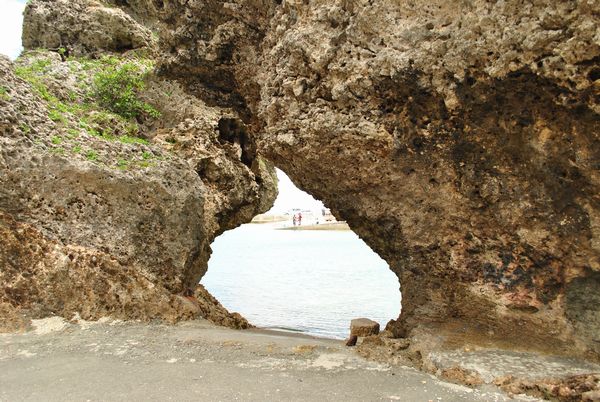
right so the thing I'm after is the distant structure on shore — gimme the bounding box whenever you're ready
[321,208,336,222]
[250,214,289,223]
[252,207,349,230]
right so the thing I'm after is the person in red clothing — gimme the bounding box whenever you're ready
[298,212,302,226]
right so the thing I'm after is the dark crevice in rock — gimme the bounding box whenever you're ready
[217,117,257,168]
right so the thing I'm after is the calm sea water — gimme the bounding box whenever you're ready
[201,223,401,339]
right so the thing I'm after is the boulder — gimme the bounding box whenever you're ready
[583,390,600,402]
[345,335,358,347]
[351,318,380,337]
[22,0,156,56]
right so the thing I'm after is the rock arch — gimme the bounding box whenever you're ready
[4,0,599,363]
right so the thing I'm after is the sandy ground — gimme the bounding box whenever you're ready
[0,318,529,402]
[278,222,351,231]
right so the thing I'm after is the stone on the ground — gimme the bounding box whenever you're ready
[345,335,358,347]
[351,318,380,337]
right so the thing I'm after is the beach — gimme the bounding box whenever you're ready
[202,223,400,339]
[0,318,514,402]
[277,222,351,231]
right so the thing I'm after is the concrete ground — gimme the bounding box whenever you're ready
[0,318,535,402]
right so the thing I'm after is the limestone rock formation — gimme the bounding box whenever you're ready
[495,373,600,402]
[5,0,600,368]
[1,0,277,330]
[22,0,157,56]
[254,0,600,361]
[147,0,599,361]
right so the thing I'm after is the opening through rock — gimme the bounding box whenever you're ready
[201,168,401,339]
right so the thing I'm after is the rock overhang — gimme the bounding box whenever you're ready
[3,0,600,365]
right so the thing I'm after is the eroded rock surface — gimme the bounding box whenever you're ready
[1,0,276,330]
[147,0,600,361]
[23,0,157,56]
[5,0,600,372]
[257,0,600,360]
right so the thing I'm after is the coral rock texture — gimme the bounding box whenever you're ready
[350,318,380,337]
[148,0,600,359]
[256,0,600,359]
[271,0,600,359]
[5,0,600,364]
[22,0,157,56]
[1,0,276,330]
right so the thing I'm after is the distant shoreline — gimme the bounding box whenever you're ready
[250,215,289,223]
[277,222,351,231]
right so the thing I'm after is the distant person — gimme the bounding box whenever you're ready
[298,212,302,226]
[292,214,297,226]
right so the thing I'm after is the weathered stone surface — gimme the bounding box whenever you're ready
[251,0,600,360]
[345,335,358,347]
[441,367,484,387]
[350,318,380,337]
[10,0,600,366]
[356,335,415,367]
[150,0,600,359]
[194,285,252,330]
[2,1,276,331]
[495,374,600,402]
[22,0,156,56]
[583,390,600,402]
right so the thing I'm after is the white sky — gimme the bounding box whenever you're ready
[268,169,324,215]
[0,1,318,213]
[0,0,26,59]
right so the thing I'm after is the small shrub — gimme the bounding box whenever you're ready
[48,109,67,123]
[0,86,9,101]
[86,150,98,161]
[92,62,160,120]
[117,159,129,170]
[19,124,31,134]
[72,145,82,153]
[142,151,152,160]
[51,136,62,144]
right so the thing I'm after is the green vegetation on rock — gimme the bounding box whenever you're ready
[14,58,73,125]
[19,124,31,134]
[92,62,160,120]
[14,51,164,170]
[16,53,159,128]
[86,150,98,161]
[0,86,9,101]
